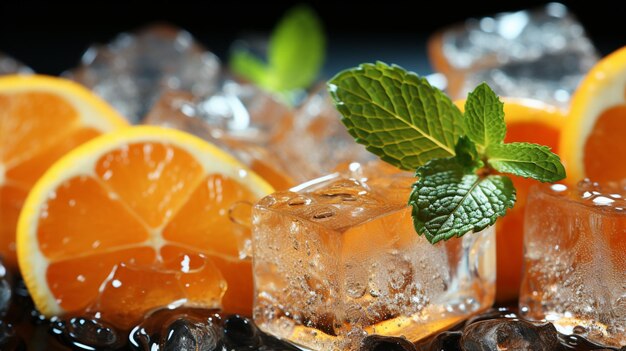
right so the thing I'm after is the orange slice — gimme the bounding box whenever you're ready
[17,126,273,318]
[561,46,626,183]
[456,98,565,302]
[0,75,128,268]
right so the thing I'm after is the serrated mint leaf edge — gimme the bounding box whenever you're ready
[463,83,506,150]
[486,142,566,182]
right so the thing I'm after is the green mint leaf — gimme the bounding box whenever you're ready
[230,49,270,88]
[486,142,566,182]
[464,83,506,150]
[328,62,464,170]
[410,156,515,244]
[454,136,480,168]
[229,5,325,96]
[268,5,325,92]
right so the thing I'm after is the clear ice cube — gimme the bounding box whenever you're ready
[145,84,373,190]
[0,53,32,75]
[275,86,375,182]
[144,82,296,190]
[65,25,221,123]
[520,181,626,348]
[252,162,496,350]
[428,3,598,107]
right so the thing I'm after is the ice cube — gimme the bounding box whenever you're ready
[145,84,374,190]
[252,162,496,350]
[461,319,559,350]
[144,83,296,190]
[160,319,221,351]
[428,3,598,107]
[520,181,626,348]
[128,307,222,350]
[275,85,375,183]
[58,317,123,350]
[0,53,32,75]
[65,25,221,123]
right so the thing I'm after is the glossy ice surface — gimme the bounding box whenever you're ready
[145,84,373,190]
[521,180,626,348]
[65,25,221,123]
[252,162,496,350]
[0,53,32,75]
[429,3,598,107]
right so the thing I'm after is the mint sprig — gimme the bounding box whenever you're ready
[328,62,566,243]
[230,5,325,101]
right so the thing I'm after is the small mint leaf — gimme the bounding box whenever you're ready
[268,5,325,92]
[229,5,325,97]
[230,49,269,88]
[328,62,464,170]
[464,83,506,149]
[486,142,566,182]
[410,156,515,243]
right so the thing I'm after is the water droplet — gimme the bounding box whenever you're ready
[313,209,334,219]
[349,162,362,172]
[550,184,567,192]
[287,195,311,206]
[180,255,190,273]
[102,170,113,181]
[64,317,120,348]
[346,281,366,299]
[592,196,614,206]
[112,279,122,288]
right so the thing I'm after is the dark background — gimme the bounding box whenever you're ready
[0,0,623,77]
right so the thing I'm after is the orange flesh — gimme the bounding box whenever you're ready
[496,121,560,302]
[94,143,206,228]
[47,247,156,312]
[37,142,260,316]
[249,159,295,191]
[583,106,626,183]
[0,92,79,165]
[0,92,101,268]
[92,247,226,329]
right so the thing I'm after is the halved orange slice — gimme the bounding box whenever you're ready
[17,126,273,319]
[0,75,128,268]
[561,46,626,183]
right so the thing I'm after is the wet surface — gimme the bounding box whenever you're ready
[0,263,623,351]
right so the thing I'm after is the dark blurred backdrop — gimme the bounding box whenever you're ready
[0,0,623,77]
